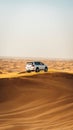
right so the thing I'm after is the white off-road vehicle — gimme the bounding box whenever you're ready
[25,61,48,72]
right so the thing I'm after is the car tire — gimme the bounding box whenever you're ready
[27,70,31,73]
[35,67,40,72]
[44,67,48,72]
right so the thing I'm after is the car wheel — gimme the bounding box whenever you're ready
[35,67,40,72]
[44,67,48,72]
[27,70,31,73]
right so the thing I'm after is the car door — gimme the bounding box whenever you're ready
[40,62,45,70]
[35,62,41,70]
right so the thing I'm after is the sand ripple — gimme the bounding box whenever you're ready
[0,72,73,130]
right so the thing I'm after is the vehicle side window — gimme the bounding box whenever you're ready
[40,62,44,65]
[35,62,40,65]
[38,62,41,65]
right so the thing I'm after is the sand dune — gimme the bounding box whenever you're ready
[0,72,73,130]
[0,58,73,73]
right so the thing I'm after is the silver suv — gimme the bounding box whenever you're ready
[25,61,48,72]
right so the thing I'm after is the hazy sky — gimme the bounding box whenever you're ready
[0,0,73,59]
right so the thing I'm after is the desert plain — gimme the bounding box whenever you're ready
[0,58,73,130]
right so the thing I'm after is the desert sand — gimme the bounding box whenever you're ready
[0,71,73,130]
[0,58,73,73]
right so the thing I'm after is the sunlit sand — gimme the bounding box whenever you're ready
[0,59,73,130]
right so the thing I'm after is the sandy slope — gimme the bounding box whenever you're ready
[0,72,73,130]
